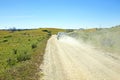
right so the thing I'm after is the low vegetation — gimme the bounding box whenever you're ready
[0,28,64,80]
[68,25,120,54]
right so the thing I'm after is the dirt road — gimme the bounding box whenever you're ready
[41,35,120,80]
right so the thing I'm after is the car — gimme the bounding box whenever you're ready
[57,32,66,40]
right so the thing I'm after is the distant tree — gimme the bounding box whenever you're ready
[9,27,17,32]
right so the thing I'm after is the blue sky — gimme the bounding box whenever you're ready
[0,0,120,29]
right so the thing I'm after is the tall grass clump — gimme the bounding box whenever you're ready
[17,51,31,62]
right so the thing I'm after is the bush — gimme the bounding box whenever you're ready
[3,39,8,42]
[28,39,31,41]
[17,52,31,62]
[31,43,37,49]
[13,49,17,54]
[7,58,17,66]
[4,35,12,38]
[42,30,49,32]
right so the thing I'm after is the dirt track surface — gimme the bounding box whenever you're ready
[41,35,120,80]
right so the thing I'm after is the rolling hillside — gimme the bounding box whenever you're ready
[0,28,64,80]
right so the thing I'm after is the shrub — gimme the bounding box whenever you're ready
[7,58,17,66]
[17,52,31,62]
[3,39,8,42]
[31,43,37,49]
[13,49,17,54]
[28,39,31,41]
[4,35,12,38]
[42,30,49,32]
[42,30,51,37]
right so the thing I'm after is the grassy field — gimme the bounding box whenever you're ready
[68,26,120,54]
[0,28,64,80]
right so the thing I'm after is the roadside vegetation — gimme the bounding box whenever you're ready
[0,28,64,80]
[68,25,120,54]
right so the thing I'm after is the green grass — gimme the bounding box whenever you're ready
[0,28,64,80]
[68,26,120,54]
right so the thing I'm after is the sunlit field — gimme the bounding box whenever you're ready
[0,28,64,80]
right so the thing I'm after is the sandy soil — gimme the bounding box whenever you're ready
[40,35,120,80]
